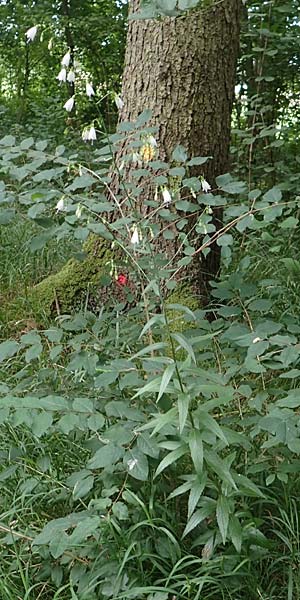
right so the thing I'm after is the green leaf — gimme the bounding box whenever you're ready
[187,156,211,166]
[155,446,187,477]
[169,166,186,177]
[234,473,264,498]
[32,411,53,437]
[58,414,81,434]
[94,370,119,388]
[33,512,88,545]
[25,342,43,362]
[166,303,196,320]
[135,109,152,126]
[0,340,20,362]
[87,445,124,469]
[66,174,96,191]
[0,208,15,225]
[219,180,246,195]
[137,432,160,458]
[125,448,149,481]
[178,393,190,433]
[205,451,236,489]
[216,495,230,544]
[229,515,242,552]
[73,475,94,500]
[189,429,203,473]
[196,410,228,445]
[172,145,188,163]
[263,186,282,203]
[188,475,207,518]
[87,413,105,431]
[69,516,100,544]
[171,333,196,363]
[182,505,214,538]
[72,398,93,413]
[112,502,129,520]
[49,533,69,559]
[157,363,175,401]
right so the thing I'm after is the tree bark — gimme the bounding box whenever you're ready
[117,0,241,302]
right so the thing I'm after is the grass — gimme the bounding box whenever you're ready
[0,218,77,338]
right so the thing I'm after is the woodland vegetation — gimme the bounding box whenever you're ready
[0,0,300,598]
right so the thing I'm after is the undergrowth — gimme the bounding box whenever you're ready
[0,119,300,600]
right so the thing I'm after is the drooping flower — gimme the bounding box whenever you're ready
[56,198,65,212]
[148,135,157,147]
[57,68,67,83]
[162,188,172,205]
[114,94,124,110]
[63,96,74,112]
[82,128,89,142]
[131,152,142,167]
[201,177,211,193]
[88,125,97,143]
[67,70,75,83]
[61,51,71,67]
[82,125,97,143]
[130,226,139,246]
[25,25,38,42]
[86,82,95,98]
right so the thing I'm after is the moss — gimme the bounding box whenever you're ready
[165,283,199,333]
[30,246,113,317]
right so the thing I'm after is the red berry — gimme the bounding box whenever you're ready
[117,274,128,286]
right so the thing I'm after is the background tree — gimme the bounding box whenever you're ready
[0,0,127,137]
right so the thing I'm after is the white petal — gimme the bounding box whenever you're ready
[61,51,71,67]
[86,82,95,97]
[88,126,96,141]
[130,228,139,245]
[201,178,211,193]
[25,25,38,42]
[162,188,172,204]
[67,70,75,83]
[56,198,65,212]
[115,94,124,110]
[148,135,157,147]
[63,97,74,112]
[57,68,67,82]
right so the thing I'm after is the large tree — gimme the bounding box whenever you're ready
[111,0,241,300]
[34,0,242,313]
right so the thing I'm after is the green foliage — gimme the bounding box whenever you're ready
[0,0,300,596]
[0,106,300,597]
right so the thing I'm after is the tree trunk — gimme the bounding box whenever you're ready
[117,0,241,301]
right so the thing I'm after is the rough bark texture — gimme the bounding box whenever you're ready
[119,0,241,300]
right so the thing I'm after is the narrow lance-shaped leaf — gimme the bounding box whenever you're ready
[178,393,190,433]
[189,429,204,473]
[155,445,188,478]
[216,495,230,545]
[157,363,175,401]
